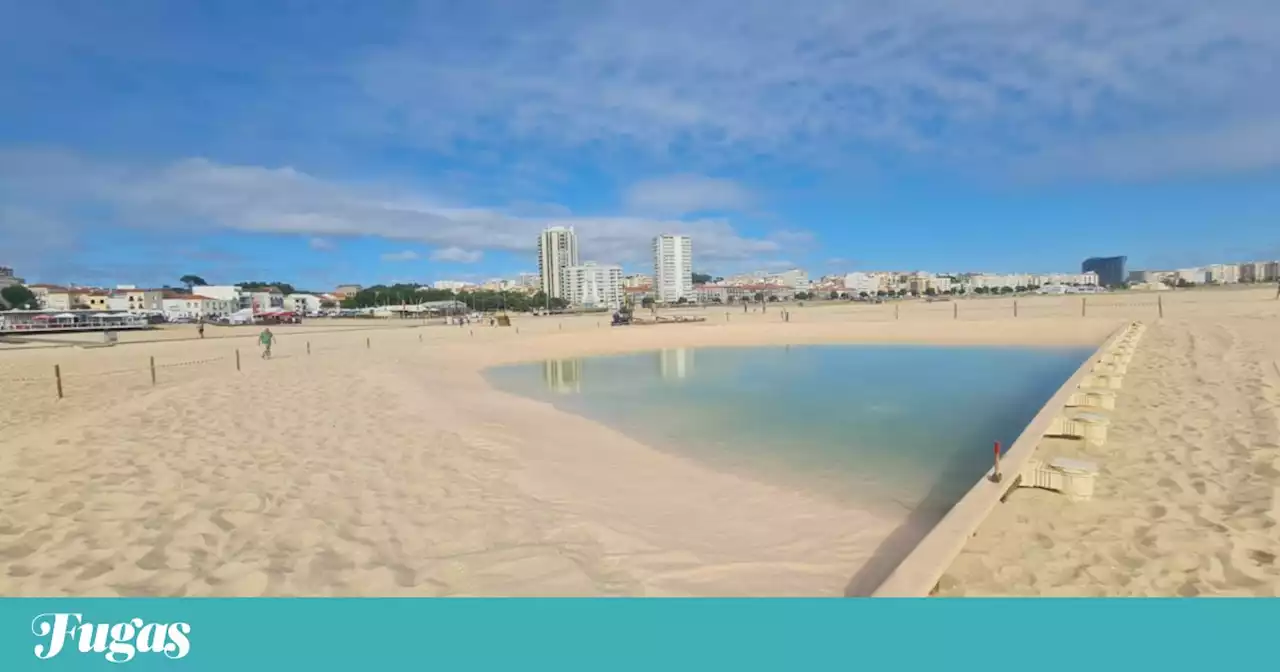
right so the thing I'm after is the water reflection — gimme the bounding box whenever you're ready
[541,358,583,393]
[659,348,694,380]
[542,349,694,393]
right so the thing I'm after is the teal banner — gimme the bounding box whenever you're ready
[0,599,1272,670]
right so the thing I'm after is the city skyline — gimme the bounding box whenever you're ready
[2,3,1279,289]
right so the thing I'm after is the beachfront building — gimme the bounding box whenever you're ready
[285,293,325,314]
[1202,264,1240,284]
[653,234,693,303]
[161,293,237,319]
[622,273,653,289]
[244,289,285,313]
[28,285,73,310]
[118,288,164,313]
[623,285,654,308]
[843,272,879,296]
[538,226,580,300]
[1082,256,1127,288]
[432,280,471,292]
[81,291,110,310]
[766,269,809,290]
[564,262,623,310]
[193,285,245,308]
[332,284,362,300]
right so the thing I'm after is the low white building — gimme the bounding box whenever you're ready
[196,285,246,308]
[244,289,285,313]
[766,269,809,290]
[161,294,237,319]
[285,293,325,314]
[565,262,623,310]
[843,272,879,296]
[432,280,472,292]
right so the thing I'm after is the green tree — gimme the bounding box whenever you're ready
[859,291,869,299]
[754,291,765,302]
[692,272,714,284]
[179,275,208,291]
[0,284,38,310]
[925,287,938,297]
[641,297,655,308]
[828,290,839,300]
[676,296,689,304]
[237,281,297,296]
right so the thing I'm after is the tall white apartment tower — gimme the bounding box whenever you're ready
[538,226,580,300]
[653,234,693,303]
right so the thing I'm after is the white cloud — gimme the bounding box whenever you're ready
[625,175,752,214]
[354,0,1280,180]
[309,237,335,250]
[429,246,483,263]
[0,150,800,268]
[380,250,420,262]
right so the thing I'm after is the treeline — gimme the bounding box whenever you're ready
[339,284,568,311]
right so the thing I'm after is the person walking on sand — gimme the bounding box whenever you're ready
[197,321,205,339]
[259,327,275,359]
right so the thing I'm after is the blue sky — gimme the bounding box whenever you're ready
[1,1,1278,290]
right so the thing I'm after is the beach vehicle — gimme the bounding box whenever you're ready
[611,311,633,326]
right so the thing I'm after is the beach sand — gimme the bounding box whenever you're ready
[1,288,1276,596]
[938,293,1280,596]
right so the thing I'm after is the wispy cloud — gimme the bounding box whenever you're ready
[5,2,1275,183]
[380,250,420,262]
[0,150,798,269]
[309,237,335,250]
[428,246,483,263]
[351,0,1280,180]
[625,175,753,214]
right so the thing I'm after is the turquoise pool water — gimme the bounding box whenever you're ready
[485,344,1091,519]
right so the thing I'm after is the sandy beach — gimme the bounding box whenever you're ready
[1,288,1277,596]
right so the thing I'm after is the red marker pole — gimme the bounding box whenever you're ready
[991,441,1003,483]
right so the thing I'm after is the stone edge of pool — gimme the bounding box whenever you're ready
[869,321,1140,597]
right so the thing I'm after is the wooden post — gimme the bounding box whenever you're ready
[559,322,562,330]
[236,349,241,372]
[307,341,311,355]
[953,302,958,320]
[1014,300,1018,318]
[1158,295,1164,319]
[149,356,156,386]
[895,303,899,320]
[990,441,1003,483]
[54,364,63,400]
[418,333,422,343]
[1081,297,1087,317]
[366,337,371,349]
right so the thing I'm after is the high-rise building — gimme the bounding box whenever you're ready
[564,262,623,310]
[1082,256,1128,288]
[653,234,693,303]
[538,226,579,300]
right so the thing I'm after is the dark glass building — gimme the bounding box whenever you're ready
[1082,256,1128,288]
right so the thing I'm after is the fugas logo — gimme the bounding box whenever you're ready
[31,613,191,664]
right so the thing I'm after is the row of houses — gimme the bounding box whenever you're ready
[24,284,340,319]
[1129,261,1280,286]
